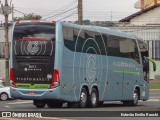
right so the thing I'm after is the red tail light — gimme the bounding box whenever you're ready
[16,21,20,24]
[49,70,60,89]
[31,20,40,22]
[52,21,56,24]
[10,68,16,88]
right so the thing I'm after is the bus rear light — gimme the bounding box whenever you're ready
[49,70,60,89]
[52,21,56,24]
[16,21,20,24]
[10,68,16,88]
[31,20,40,22]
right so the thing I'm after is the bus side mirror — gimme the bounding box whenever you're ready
[153,62,156,72]
[144,56,156,72]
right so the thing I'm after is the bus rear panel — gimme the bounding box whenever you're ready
[10,22,61,100]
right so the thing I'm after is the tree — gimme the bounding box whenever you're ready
[14,13,42,21]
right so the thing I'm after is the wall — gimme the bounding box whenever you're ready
[130,7,160,25]
[0,27,11,80]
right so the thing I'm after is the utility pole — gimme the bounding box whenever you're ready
[0,0,12,86]
[110,11,112,21]
[78,0,83,25]
[12,4,14,22]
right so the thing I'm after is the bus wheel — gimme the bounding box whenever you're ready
[47,102,63,108]
[88,88,98,108]
[78,87,88,108]
[33,100,46,108]
[131,89,139,106]
[123,90,139,106]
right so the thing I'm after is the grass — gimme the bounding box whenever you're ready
[150,84,160,89]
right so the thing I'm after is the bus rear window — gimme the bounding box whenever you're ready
[14,22,55,41]
[13,22,55,56]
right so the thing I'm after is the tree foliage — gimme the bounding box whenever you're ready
[14,13,42,21]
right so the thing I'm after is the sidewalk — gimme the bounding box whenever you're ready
[150,80,160,84]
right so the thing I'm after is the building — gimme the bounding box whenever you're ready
[134,0,160,10]
[0,25,11,80]
[0,26,6,79]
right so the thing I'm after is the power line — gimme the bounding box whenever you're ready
[40,0,78,18]
[58,11,77,21]
[43,7,77,20]
[14,9,28,16]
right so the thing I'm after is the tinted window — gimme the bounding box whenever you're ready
[13,23,55,56]
[14,23,55,41]
[63,26,107,55]
[63,26,140,63]
[107,35,120,57]
[63,27,75,51]
[107,35,140,63]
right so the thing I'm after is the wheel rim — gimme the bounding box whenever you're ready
[1,94,8,101]
[80,92,87,104]
[133,92,138,104]
[91,92,97,105]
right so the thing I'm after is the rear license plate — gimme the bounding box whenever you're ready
[27,91,37,95]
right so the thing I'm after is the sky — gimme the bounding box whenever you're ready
[0,0,140,22]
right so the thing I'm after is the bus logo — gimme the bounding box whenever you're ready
[27,41,39,55]
[86,55,97,82]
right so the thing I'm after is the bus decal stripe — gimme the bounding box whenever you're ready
[16,83,50,89]
[112,70,139,75]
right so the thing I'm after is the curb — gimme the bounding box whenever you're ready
[150,89,160,91]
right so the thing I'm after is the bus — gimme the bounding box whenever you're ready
[10,20,152,108]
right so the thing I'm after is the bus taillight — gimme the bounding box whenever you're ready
[10,68,16,88]
[52,21,56,24]
[49,70,60,89]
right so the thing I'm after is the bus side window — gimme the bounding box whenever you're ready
[63,26,74,51]
[134,45,140,64]
[74,28,85,53]
[107,35,120,57]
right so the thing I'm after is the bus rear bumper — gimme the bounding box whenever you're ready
[10,87,61,100]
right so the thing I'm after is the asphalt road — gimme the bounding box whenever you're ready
[0,90,159,120]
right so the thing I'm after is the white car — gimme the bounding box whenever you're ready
[0,86,12,101]
[0,80,4,86]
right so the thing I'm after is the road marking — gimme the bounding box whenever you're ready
[149,97,160,99]
[0,117,73,120]
[0,118,22,120]
[41,117,74,120]
[148,99,160,102]
[7,101,32,105]
[5,106,10,108]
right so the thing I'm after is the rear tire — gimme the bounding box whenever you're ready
[33,100,46,108]
[88,88,98,108]
[78,88,88,108]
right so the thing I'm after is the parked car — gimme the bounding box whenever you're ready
[0,85,12,101]
[0,80,5,86]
